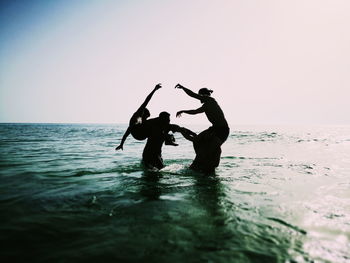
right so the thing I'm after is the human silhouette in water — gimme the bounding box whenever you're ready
[175,84,230,173]
[141,111,184,170]
[115,84,177,151]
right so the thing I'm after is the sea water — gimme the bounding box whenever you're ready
[0,123,349,263]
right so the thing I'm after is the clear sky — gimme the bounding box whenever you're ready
[1,0,349,125]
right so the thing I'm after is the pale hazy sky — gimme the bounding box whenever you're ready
[1,0,349,125]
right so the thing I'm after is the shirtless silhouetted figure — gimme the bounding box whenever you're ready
[175,84,230,173]
[142,112,183,170]
[115,84,177,150]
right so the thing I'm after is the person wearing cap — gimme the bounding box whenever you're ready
[115,84,177,151]
[175,83,230,172]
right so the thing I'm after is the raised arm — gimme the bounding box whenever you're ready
[115,127,131,151]
[176,106,205,117]
[136,83,162,113]
[175,83,207,101]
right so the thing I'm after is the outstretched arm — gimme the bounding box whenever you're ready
[115,127,131,151]
[168,124,197,142]
[176,107,205,117]
[175,83,206,101]
[179,127,197,141]
[136,83,162,113]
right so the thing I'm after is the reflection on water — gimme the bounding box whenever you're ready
[1,124,350,262]
[140,171,163,201]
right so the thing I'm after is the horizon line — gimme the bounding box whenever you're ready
[1,122,349,127]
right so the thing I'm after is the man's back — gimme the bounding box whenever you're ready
[202,97,228,127]
[142,117,168,169]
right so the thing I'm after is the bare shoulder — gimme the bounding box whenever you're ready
[203,97,221,111]
[204,96,217,104]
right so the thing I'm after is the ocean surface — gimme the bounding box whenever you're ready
[0,123,349,263]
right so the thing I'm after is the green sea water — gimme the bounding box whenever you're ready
[0,123,349,262]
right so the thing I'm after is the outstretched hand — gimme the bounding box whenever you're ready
[115,145,123,151]
[176,111,183,118]
[155,83,162,90]
[175,83,184,90]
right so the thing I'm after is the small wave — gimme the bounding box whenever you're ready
[230,131,282,142]
[222,156,280,160]
[267,217,307,235]
[287,163,316,175]
[161,163,187,173]
[72,163,143,177]
[222,156,246,160]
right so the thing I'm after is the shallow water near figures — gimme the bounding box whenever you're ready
[0,123,349,262]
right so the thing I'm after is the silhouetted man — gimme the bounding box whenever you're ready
[116,83,176,151]
[175,84,230,172]
[142,112,182,170]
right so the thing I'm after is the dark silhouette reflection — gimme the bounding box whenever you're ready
[193,174,228,225]
[186,173,242,256]
[139,170,162,201]
[175,84,230,173]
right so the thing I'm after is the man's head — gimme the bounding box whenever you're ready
[198,88,213,103]
[198,88,213,96]
[159,111,170,124]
